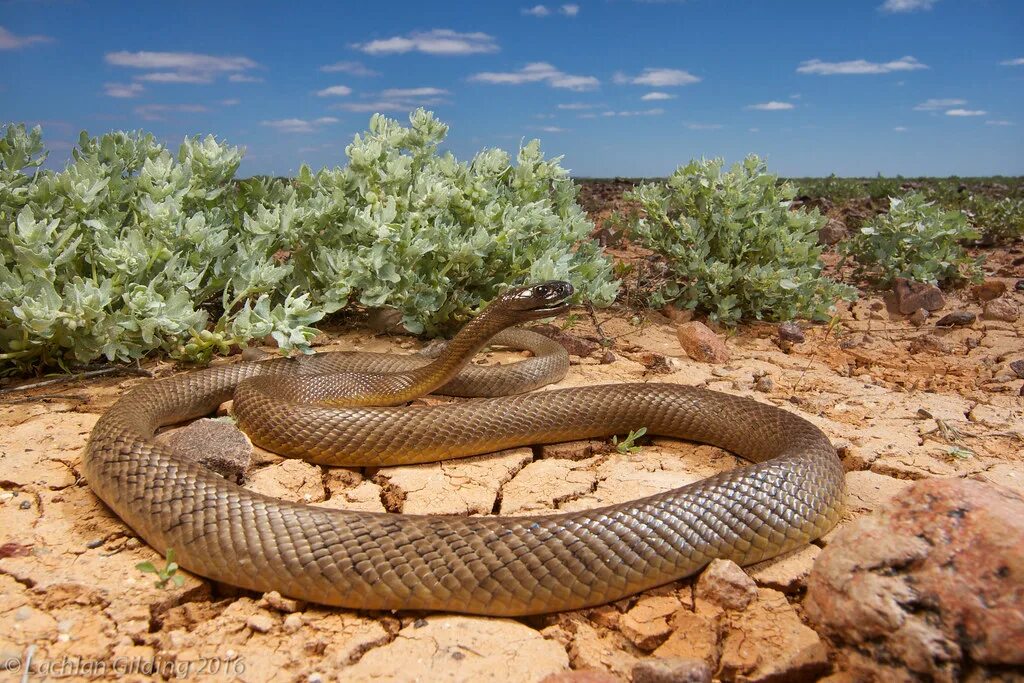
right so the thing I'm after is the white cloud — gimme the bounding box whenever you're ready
[748,127,760,133]
[380,87,449,98]
[893,126,908,132]
[946,108,986,117]
[615,68,700,87]
[561,4,580,16]
[137,71,213,84]
[1000,57,1024,66]
[333,87,449,113]
[106,50,259,84]
[220,98,240,106]
[353,29,498,56]
[747,101,795,111]
[316,85,353,97]
[104,82,145,98]
[685,122,723,130]
[914,98,967,111]
[261,117,339,133]
[534,125,567,132]
[985,120,1013,126]
[522,5,551,16]
[469,62,599,91]
[557,102,601,110]
[320,61,380,77]
[590,108,664,118]
[641,91,674,101]
[134,103,208,121]
[880,0,938,13]
[797,56,928,75]
[228,74,264,83]
[0,25,53,50]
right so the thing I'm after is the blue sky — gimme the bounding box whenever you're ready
[2,0,1022,177]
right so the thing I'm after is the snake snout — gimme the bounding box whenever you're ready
[504,280,574,319]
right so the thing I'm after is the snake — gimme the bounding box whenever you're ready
[84,281,844,617]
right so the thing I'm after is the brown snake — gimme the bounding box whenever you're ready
[84,281,844,616]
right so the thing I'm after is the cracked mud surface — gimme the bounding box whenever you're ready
[1,278,1022,681]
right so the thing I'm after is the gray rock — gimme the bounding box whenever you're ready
[632,658,712,683]
[160,418,252,482]
[935,310,976,327]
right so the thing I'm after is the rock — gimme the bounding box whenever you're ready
[661,305,695,324]
[909,307,929,326]
[618,596,681,651]
[677,322,730,364]
[599,350,616,364]
[1010,359,1024,379]
[529,324,600,357]
[632,657,712,683]
[907,334,951,355]
[565,616,641,677]
[259,591,304,614]
[652,609,721,670]
[345,616,569,682]
[366,306,406,333]
[777,322,805,343]
[718,588,831,682]
[934,310,976,327]
[695,559,757,611]
[159,418,252,482]
[540,672,620,683]
[748,544,821,593]
[971,280,1007,301]
[817,218,847,246]
[806,478,1024,681]
[753,374,774,393]
[982,298,1019,322]
[890,277,946,315]
[1017,278,1024,292]
[246,459,325,503]
[246,613,275,633]
[638,352,672,374]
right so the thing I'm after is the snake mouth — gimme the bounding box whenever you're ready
[522,301,571,320]
[511,281,574,320]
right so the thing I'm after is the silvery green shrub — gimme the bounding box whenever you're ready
[0,110,617,373]
[630,156,854,324]
[840,192,983,286]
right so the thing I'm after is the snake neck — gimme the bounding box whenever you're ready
[384,304,519,404]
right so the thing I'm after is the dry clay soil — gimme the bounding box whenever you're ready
[1,265,1022,681]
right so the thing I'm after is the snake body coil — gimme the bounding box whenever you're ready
[84,282,844,616]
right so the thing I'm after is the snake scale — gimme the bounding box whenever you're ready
[84,281,844,616]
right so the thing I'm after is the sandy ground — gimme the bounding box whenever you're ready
[1,274,1022,681]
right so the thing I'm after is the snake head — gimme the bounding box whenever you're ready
[500,281,574,320]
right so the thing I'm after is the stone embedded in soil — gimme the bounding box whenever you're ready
[982,297,1020,322]
[653,608,722,669]
[748,544,821,593]
[777,321,805,343]
[345,616,568,682]
[632,657,712,683]
[1010,359,1024,379]
[618,595,681,651]
[158,417,252,482]
[909,307,929,326]
[806,478,1024,681]
[695,559,757,611]
[908,334,952,355]
[245,459,325,503]
[971,279,1007,301]
[935,310,976,327]
[890,277,946,315]
[676,321,730,364]
[817,217,847,246]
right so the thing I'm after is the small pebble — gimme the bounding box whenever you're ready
[778,321,805,343]
[86,539,104,549]
[909,308,929,327]
[599,350,616,364]
[246,613,275,633]
[754,375,774,393]
[1010,360,1024,379]
[20,500,31,510]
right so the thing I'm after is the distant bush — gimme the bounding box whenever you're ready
[840,192,983,286]
[630,156,855,324]
[0,111,618,373]
[964,195,1024,243]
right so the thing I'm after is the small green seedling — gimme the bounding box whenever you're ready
[613,427,647,454]
[946,446,974,460]
[136,548,185,589]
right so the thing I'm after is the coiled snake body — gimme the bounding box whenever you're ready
[84,282,844,616]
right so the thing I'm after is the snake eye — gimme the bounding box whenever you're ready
[534,285,550,297]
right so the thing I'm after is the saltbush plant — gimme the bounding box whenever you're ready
[840,192,983,286]
[0,110,617,373]
[630,155,854,324]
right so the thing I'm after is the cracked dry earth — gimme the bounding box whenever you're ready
[1,282,1022,682]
